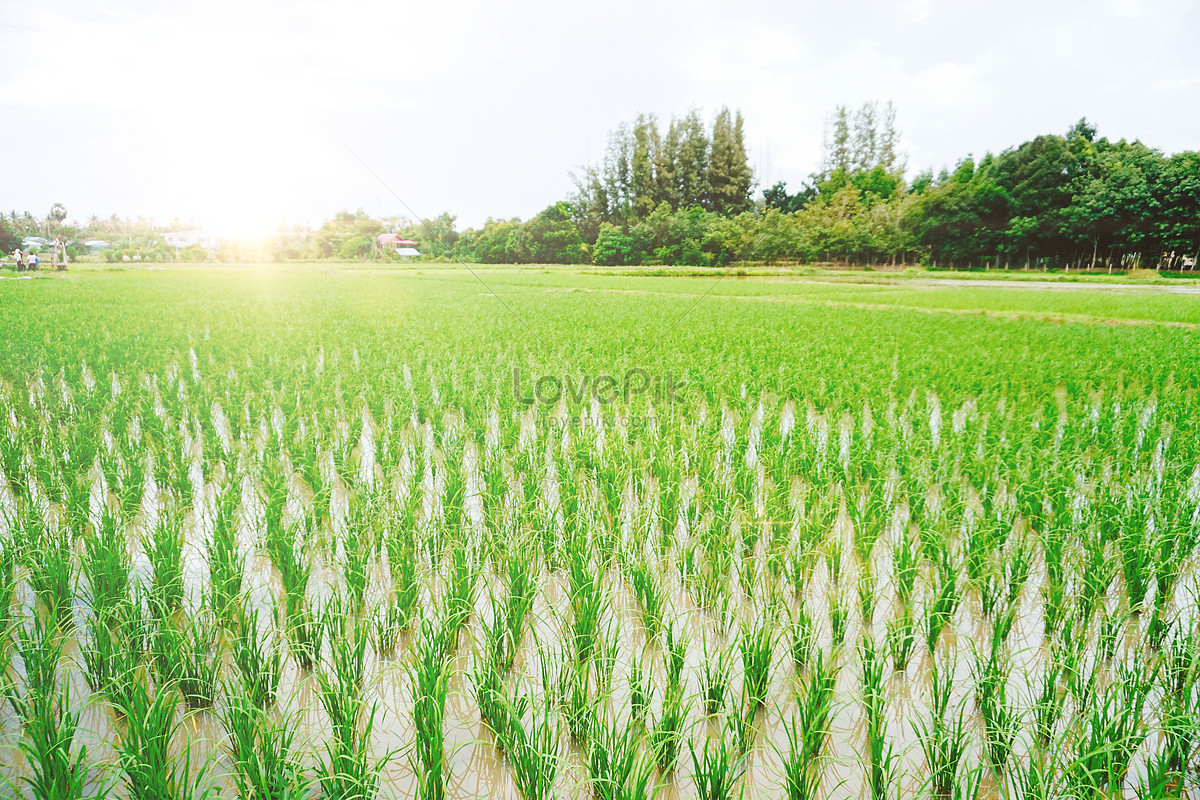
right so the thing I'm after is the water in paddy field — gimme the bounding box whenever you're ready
[0,361,1197,800]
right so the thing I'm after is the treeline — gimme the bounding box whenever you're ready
[446,106,1198,270]
[6,105,1198,270]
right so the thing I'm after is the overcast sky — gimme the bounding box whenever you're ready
[1,0,1197,236]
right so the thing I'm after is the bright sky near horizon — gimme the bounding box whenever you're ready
[1,0,1198,237]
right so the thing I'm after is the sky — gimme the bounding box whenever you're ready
[1,0,1198,237]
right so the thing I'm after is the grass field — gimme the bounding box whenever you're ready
[0,264,1198,799]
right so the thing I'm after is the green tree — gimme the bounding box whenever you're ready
[676,108,709,209]
[706,107,754,215]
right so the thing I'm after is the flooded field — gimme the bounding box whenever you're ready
[0,268,1197,799]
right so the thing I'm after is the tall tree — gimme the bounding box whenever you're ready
[631,114,658,218]
[706,107,753,215]
[676,108,709,209]
[851,101,878,173]
[877,101,903,173]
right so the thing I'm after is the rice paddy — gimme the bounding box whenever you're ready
[0,265,1198,798]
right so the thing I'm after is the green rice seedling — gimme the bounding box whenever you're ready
[594,616,621,695]
[411,620,450,800]
[231,603,282,708]
[559,658,596,743]
[373,588,408,657]
[287,596,324,672]
[445,542,476,647]
[1066,679,1149,798]
[991,601,1016,651]
[702,637,731,716]
[10,671,102,800]
[472,649,516,754]
[208,490,245,622]
[630,660,650,723]
[780,715,822,800]
[1154,687,1197,795]
[1012,753,1057,800]
[860,636,894,800]
[319,610,383,800]
[169,611,221,710]
[588,713,652,800]
[389,530,421,628]
[740,621,774,710]
[857,571,878,632]
[508,688,561,800]
[893,528,919,608]
[1002,536,1031,609]
[829,586,849,650]
[503,549,535,670]
[145,510,184,617]
[916,707,970,800]
[341,529,371,614]
[777,646,838,800]
[115,683,212,800]
[651,679,690,775]
[569,544,605,664]
[10,606,63,704]
[83,509,129,616]
[1031,663,1064,748]
[796,648,838,763]
[789,602,814,674]
[628,557,665,636]
[6,612,105,800]
[689,725,746,800]
[1117,524,1152,615]
[26,524,74,631]
[926,556,959,655]
[886,605,916,672]
[82,602,145,713]
[974,648,1016,773]
[1097,608,1125,662]
[222,685,310,800]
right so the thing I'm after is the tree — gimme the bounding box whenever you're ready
[676,108,709,209]
[706,107,754,215]
[851,101,878,173]
[822,105,852,180]
[631,114,658,218]
[45,203,67,238]
[520,202,587,264]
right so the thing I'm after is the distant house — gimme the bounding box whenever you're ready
[163,230,217,250]
[22,236,50,251]
[83,239,112,253]
[377,233,421,259]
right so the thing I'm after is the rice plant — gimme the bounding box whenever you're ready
[588,713,652,800]
[973,647,1016,773]
[508,688,561,800]
[411,620,450,800]
[740,620,774,710]
[7,613,106,800]
[783,648,838,799]
[860,636,895,800]
[319,609,384,800]
[115,683,212,800]
[702,637,732,716]
[222,686,310,800]
[690,725,746,800]
[25,521,74,631]
[231,602,283,708]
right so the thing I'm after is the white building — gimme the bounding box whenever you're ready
[163,230,218,250]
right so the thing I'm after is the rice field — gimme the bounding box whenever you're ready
[0,266,1198,799]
